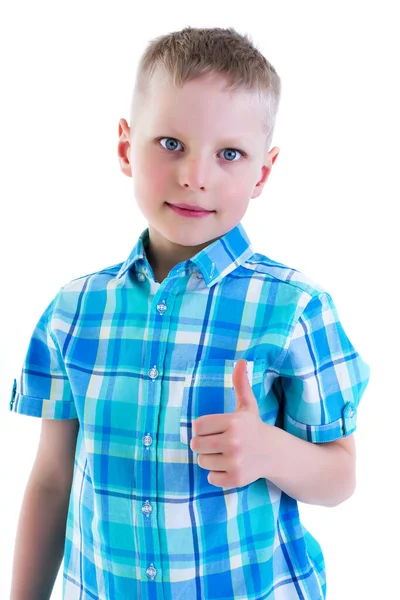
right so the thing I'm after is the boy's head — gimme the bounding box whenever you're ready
[118,27,281,264]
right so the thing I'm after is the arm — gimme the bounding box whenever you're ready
[264,292,368,508]
[9,418,79,600]
[264,423,356,507]
[10,479,71,600]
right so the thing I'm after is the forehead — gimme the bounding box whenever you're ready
[140,68,266,139]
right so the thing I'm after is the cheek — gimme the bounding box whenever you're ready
[224,178,252,203]
[135,157,170,199]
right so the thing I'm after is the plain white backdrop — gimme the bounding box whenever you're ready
[1,1,399,598]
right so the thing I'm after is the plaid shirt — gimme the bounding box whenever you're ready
[10,222,370,599]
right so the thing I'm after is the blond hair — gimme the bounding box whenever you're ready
[130,26,281,149]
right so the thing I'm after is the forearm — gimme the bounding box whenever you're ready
[10,476,70,600]
[264,423,355,507]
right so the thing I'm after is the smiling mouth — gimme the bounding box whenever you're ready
[165,203,216,218]
[166,203,214,212]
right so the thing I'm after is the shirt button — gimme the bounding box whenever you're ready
[195,271,202,279]
[137,273,146,282]
[156,300,167,315]
[149,366,158,379]
[143,433,153,447]
[146,564,157,580]
[142,500,153,517]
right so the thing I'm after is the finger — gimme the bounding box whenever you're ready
[208,470,231,488]
[198,453,226,471]
[193,413,232,436]
[190,432,223,454]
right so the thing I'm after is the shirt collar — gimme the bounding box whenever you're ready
[116,222,255,286]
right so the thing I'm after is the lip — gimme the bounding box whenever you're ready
[172,203,211,211]
[166,203,214,218]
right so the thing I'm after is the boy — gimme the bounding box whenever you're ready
[9,26,370,600]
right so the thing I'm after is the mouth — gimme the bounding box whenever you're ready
[166,203,215,218]
[166,203,214,212]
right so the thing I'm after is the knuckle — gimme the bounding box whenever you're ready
[231,414,241,429]
[228,437,240,453]
[231,455,242,472]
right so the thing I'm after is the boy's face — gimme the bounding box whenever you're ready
[118,68,279,266]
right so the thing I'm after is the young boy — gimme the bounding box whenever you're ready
[9,26,370,600]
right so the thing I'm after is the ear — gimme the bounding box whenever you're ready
[268,146,280,166]
[251,146,280,199]
[118,118,132,178]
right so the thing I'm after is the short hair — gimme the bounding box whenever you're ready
[130,26,281,150]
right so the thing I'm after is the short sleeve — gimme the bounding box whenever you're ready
[9,287,78,420]
[275,291,370,443]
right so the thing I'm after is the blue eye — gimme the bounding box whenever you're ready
[160,138,182,152]
[221,149,241,162]
[158,137,243,162]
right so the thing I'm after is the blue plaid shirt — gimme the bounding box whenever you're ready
[10,222,370,599]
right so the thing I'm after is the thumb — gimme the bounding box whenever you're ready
[232,360,259,413]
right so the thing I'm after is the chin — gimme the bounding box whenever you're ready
[163,227,218,248]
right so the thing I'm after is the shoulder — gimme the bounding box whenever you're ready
[241,251,327,299]
[47,261,126,320]
[56,260,125,298]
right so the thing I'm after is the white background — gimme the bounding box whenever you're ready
[1,1,399,598]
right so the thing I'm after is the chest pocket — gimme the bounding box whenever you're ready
[180,358,266,446]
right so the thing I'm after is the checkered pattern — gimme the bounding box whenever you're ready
[10,222,370,599]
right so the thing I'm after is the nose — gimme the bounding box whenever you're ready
[179,157,208,191]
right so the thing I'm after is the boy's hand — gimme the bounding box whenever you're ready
[190,360,275,488]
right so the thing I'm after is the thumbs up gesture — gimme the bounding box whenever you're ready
[190,359,275,488]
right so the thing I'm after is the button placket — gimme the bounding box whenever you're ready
[142,364,159,580]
